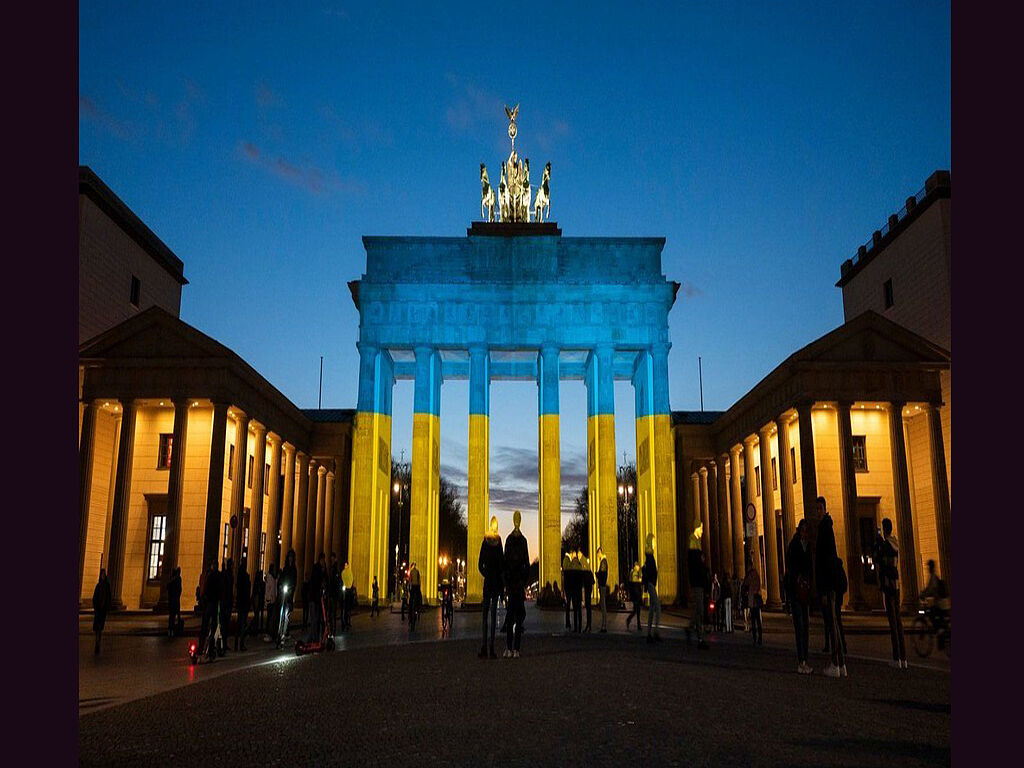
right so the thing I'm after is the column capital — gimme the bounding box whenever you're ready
[356,340,378,355]
[467,342,489,357]
[758,423,774,438]
[414,343,435,359]
[649,340,671,357]
[743,434,758,446]
[538,342,560,360]
[698,465,708,477]
[729,444,743,457]
[317,464,328,477]
[836,399,854,411]
[251,421,267,437]
[266,431,282,446]
[593,342,616,359]
[171,396,192,409]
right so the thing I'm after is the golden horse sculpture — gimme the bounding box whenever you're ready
[533,162,551,222]
[480,163,496,222]
[480,104,551,223]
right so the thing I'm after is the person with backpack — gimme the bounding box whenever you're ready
[815,497,846,677]
[876,518,907,669]
[785,519,813,674]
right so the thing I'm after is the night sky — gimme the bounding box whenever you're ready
[79,1,951,556]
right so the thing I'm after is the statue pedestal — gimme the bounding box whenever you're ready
[468,221,561,237]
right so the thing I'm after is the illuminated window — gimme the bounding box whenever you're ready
[242,509,250,560]
[754,466,761,495]
[771,457,778,490]
[883,278,894,309]
[129,275,141,307]
[147,513,167,581]
[852,435,868,472]
[791,447,798,484]
[264,462,271,495]
[222,523,229,564]
[157,433,173,469]
[259,532,266,570]
[228,445,235,480]
[248,455,254,488]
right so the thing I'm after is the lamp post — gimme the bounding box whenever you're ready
[392,457,409,602]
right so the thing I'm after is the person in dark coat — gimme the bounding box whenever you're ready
[308,552,327,642]
[478,515,505,658]
[643,534,662,643]
[596,548,609,632]
[561,553,573,629]
[92,569,112,654]
[785,519,813,673]
[279,550,297,639]
[199,559,220,656]
[503,510,530,657]
[235,558,251,651]
[685,522,708,649]
[167,566,182,637]
[582,554,595,632]
[815,497,846,677]
[569,551,583,633]
[328,553,341,635]
[219,558,234,655]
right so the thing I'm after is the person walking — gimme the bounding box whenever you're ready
[745,562,763,646]
[596,547,609,633]
[198,560,220,656]
[503,510,530,658]
[685,523,708,649]
[643,534,662,643]
[570,551,584,633]
[407,562,422,631]
[370,576,380,618]
[279,550,297,640]
[219,558,234,655]
[234,558,251,651]
[561,552,572,630]
[815,497,846,677]
[785,519,813,674]
[626,561,643,631]
[251,567,265,638]
[263,563,278,641]
[730,573,742,632]
[328,553,341,636]
[710,573,722,632]
[341,560,354,630]
[92,568,112,655]
[721,572,733,633]
[167,566,182,638]
[876,518,907,669]
[582,553,594,632]
[478,515,504,658]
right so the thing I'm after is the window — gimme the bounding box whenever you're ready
[129,275,141,307]
[791,447,798,484]
[754,466,761,495]
[852,435,868,472]
[247,455,254,488]
[222,523,230,564]
[147,513,167,581]
[228,445,235,480]
[259,532,266,570]
[264,463,271,495]
[242,509,250,560]
[883,278,894,309]
[157,433,173,469]
[771,457,778,490]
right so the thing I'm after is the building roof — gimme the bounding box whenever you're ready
[672,410,724,426]
[302,409,355,423]
[835,170,950,289]
[79,166,188,286]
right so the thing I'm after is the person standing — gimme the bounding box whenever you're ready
[785,519,813,674]
[92,568,112,655]
[569,551,583,633]
[478,515,504,658]
[720,572,733,634]
[235,558,251,651]
[710,573,722,632]
[199,560,220,656]
[167,566,182,638]
[561,552,572,630]
[341,560,355,630]
[219,558,234,655]
[279,550,297,640]
[503,510,530,658]
[407,562,422,631]
[745,563,763,646]
[328,553,341,636]
[685,523,708,649]
[263,563,278,641]
[596,547,609,633]
[815,497,846,677]
[730,572,742,632]
[626,561,643,631]
[582,553,595,633]
[876,518,907,669]
[643,534,662,643]
[370,576,380,618]
[251,567,265,638]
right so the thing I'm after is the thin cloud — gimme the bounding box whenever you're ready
[679,281,701,299]
[237,139,363,196]
[255,81,280,108]
[79,95,132,140]
[445,74,503,133]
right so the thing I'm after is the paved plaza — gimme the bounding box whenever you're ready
[80,604,950,766]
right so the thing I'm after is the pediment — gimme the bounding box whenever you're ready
[796,311,949,366]
[79,307,231,362]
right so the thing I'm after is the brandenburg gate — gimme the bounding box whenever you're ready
[347,107,681,604]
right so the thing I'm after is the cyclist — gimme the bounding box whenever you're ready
[918,559,950,632]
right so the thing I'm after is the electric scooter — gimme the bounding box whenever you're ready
[294,589,335,656]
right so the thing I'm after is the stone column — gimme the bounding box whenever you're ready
[689,472,700,545]
[775,414,797,549]
[246,423,267,576]
[228,412,250,568]
[314,464,327,563]
[888,402,919,607]
[707,462,720,574]
[323,470,336,558]
[743,437,762,581]
[107,400,138,609]
[304,458,320,580]
[265,435,283,570]
[758,426,781,608]
[202,403,229,573]
[293,451,310,578]
[795,401,820,594]
[411,346,442,605]
[468,344,491,603]
[717,453,733,577]
[585,345,619,584]
[729,447,744,574]
[158,398,190,607]
[925,403,952,594]
[278,444,296,567]
[698,466,711,564]
[78,400,99,602]
[836,401,864,609]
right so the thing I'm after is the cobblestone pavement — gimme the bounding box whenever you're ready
[80,606,949,767]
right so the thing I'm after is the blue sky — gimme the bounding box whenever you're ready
[79,1,950,556]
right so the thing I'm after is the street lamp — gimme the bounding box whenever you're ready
[392,459,409,602]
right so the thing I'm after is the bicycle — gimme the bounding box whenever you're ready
[911,601,951,659]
